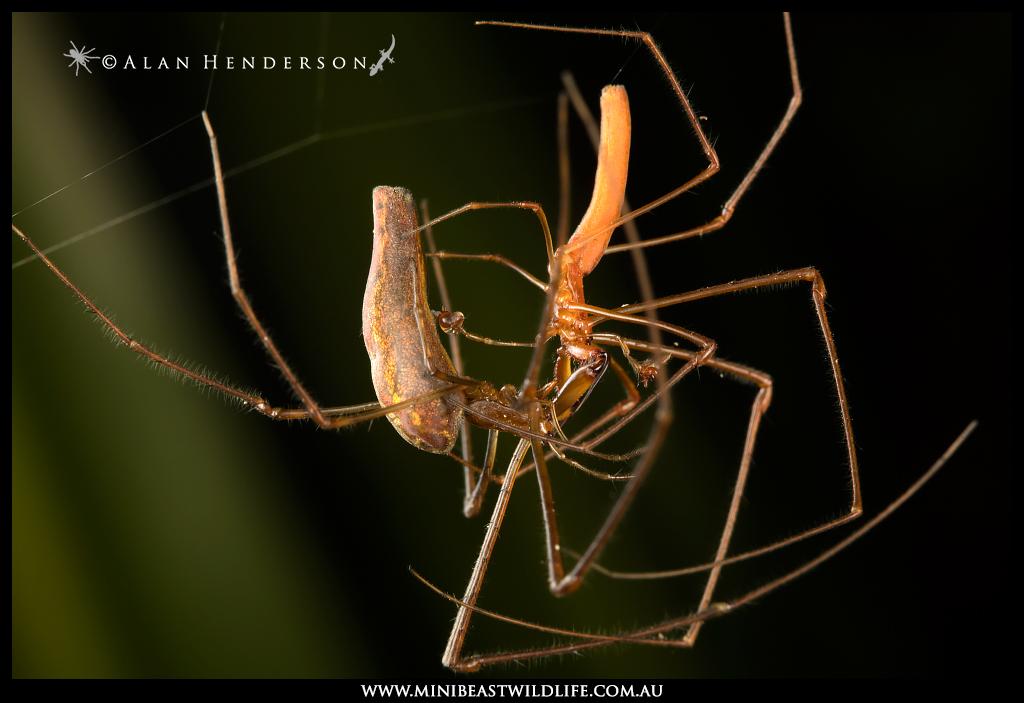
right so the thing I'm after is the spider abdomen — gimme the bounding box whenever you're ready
[362,186,464,453]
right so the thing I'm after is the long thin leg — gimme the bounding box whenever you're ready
[436,309,536,348]
[400,192,561,402]
[455,397,645,462]
[606,13,801,254]
[413,201,555,270]
[602,355,642,417]
[421,199,478,513]
[462,429,500,517]
[576,271,853,480]
[204,110,338,429]
[586,339,856,577]
[414,421,976,670]
[209,112,497,434]
[514,267,862,646]
[12,223,271,413]
[590,268,859,646]
[443,400,639,676]
[608,341,776,646]
[442,437,531,670]
[431,260,863,665]
[11,222,463,429]
[442,399,674,672]
[502,306,717,600]
[531,324,714,598]
[610,268,860,506]
[526,269,862,579]
[477,19,719,243]
[445,328,535,349]
[426,251,545,291]
[481,15,801,254]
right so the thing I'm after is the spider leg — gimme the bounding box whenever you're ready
[204,111,354,430]
[421,199,478,513]
[477,19,720,239]
[428,262,861,668]
[606,13,802,254]
[10,223,464,429]
[527,307,716,598]
[481,15,802,254]
[425,251,545,291]
[416,420,975,671]
[441,436,532,669]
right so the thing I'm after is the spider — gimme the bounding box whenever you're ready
[63,40,97,76]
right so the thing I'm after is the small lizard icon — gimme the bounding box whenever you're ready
[369,35,396,76]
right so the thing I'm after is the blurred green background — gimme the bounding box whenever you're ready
[12,13,1010,677]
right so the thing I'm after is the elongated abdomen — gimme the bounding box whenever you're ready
[566,84,631,275]
[362,186,463,453]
